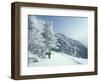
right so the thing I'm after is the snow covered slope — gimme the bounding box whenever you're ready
[54,33,88,59]
[28,51,88,67]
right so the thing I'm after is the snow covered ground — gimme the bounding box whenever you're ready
[28,51,88,67]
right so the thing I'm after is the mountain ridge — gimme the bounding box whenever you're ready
[53,33,88,59]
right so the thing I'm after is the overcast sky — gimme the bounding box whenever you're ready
[35,15,88,47]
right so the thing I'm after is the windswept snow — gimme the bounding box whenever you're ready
[28,51,88,67]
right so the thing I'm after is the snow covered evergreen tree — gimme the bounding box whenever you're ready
[28,16,46,60]
[42,20,57,58]
[72,46,81,58]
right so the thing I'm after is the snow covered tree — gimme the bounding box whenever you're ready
[42,20,57,58]
[72,46,81,58]
[28,16,46,59]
